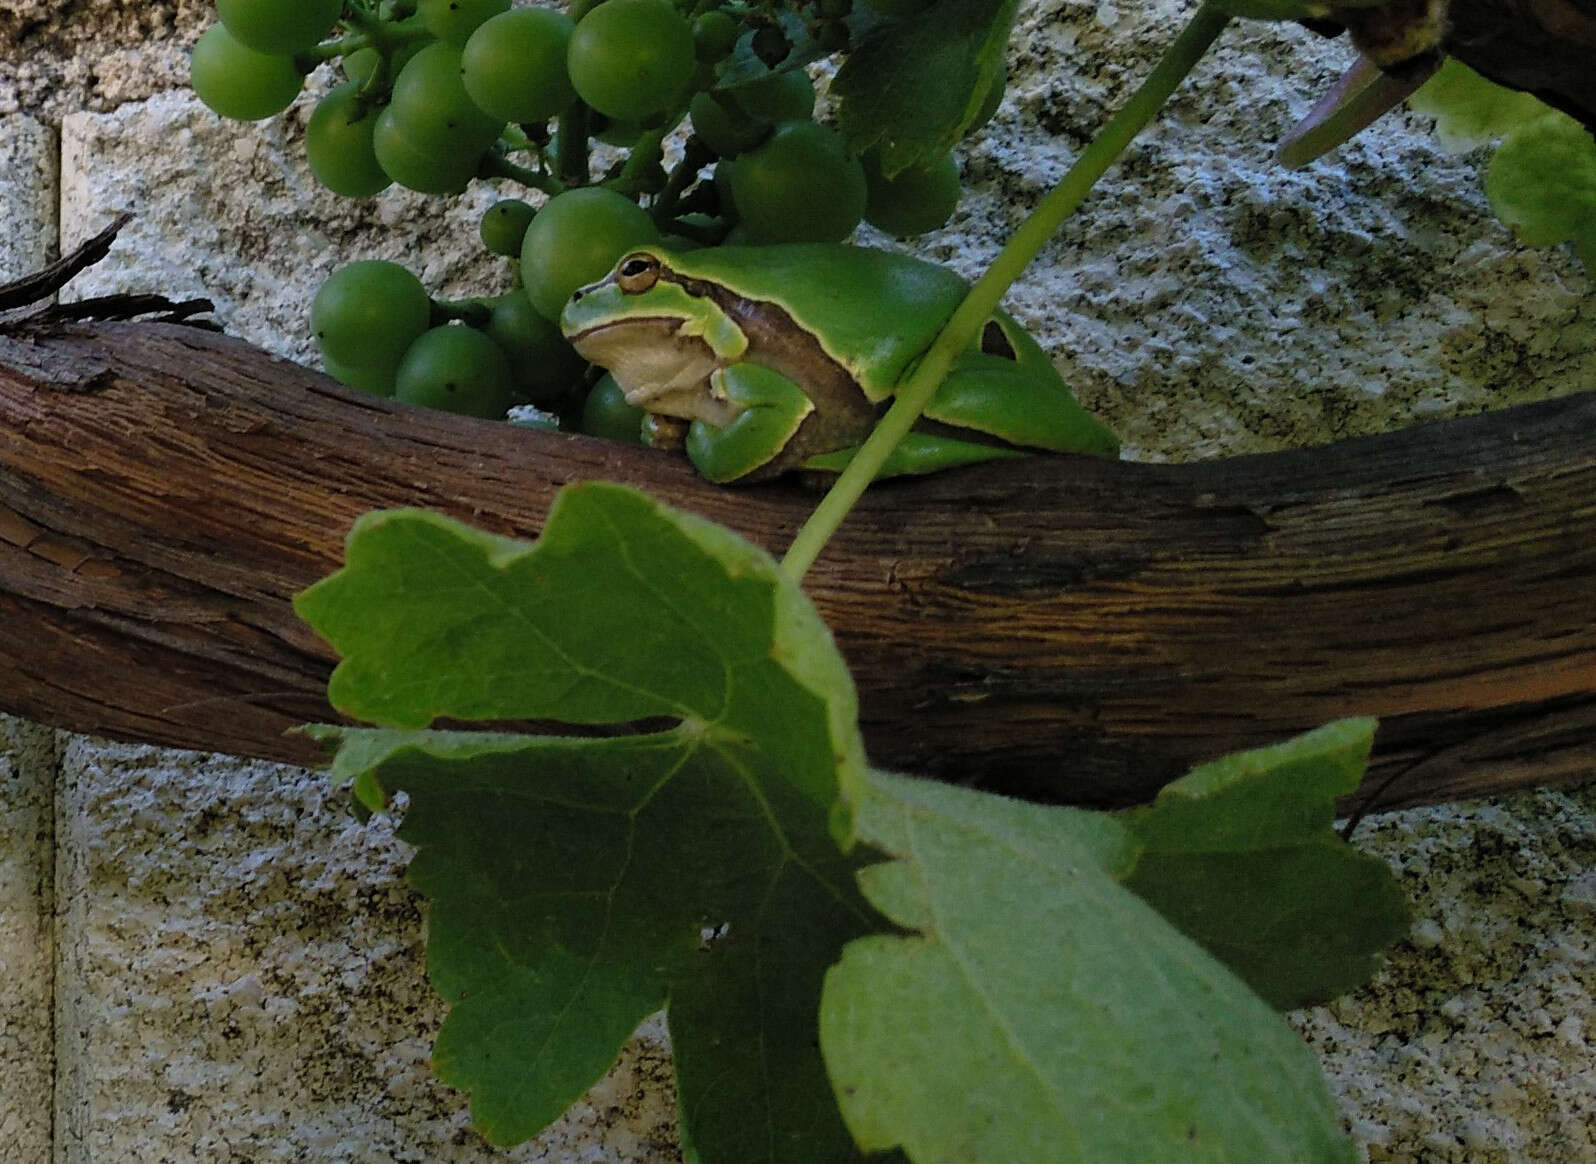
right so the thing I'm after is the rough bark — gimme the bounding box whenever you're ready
[2,317,1593,812]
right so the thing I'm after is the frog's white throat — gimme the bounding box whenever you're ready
[567,317,739,426]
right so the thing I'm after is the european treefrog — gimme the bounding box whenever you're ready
[560,244,1118,483]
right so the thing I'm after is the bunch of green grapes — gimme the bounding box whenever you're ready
[191,0,994,432]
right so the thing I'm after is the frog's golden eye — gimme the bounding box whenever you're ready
[617,254,662,293]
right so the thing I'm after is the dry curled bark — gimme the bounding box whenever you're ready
[2,316,1593,813]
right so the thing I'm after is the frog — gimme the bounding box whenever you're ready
[559,243,1118,483]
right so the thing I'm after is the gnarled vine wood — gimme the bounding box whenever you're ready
[1,316,1592,812]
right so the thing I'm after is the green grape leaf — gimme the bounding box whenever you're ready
[821,768,1357,1163]
[1116,719,1409,1009]
[1410,60,1596,270]
[716,7,891,88]
[831,0,1018,176]
[717,10,812,86]
[296,486,876,1160]
[1486,114,1596,265]
[1407,58,1548,151]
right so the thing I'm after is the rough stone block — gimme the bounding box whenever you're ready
[0,114,57,282]
[0,717,57,1164]
[53,738,679,1161]
[0,117,58,1164]
[1293,784,1596,1162]
[58,85,510,362]
[927,10,1595,462]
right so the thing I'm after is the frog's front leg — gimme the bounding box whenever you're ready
[683,362,815,483]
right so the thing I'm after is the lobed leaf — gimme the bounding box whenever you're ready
[831,0,1017,176]
[821,768,1357,1163]
[1407,59,1548,152]
[1410,60,1596,270]
[299,489,1395,1163]
[1117,718,1410,1009]
[298,486,876,1160]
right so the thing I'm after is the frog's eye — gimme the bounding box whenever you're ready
[981,319,1019,361]
[617,254,662,293]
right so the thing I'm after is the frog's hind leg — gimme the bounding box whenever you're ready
[801,433,1026,479]
[685,362,815,483]
[927,353,1119,456]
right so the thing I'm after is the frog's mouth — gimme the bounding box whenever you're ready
[566,316,740,426]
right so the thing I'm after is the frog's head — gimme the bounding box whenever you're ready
[560,250,749,424]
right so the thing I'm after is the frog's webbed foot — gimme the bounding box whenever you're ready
[684,363,815,483]
[642,413,689,451]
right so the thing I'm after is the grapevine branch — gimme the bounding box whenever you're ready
[2,316,1591,813]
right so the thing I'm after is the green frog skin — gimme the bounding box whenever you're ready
[560,243,1118,483]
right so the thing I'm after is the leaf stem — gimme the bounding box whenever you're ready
[778,1,1230,582]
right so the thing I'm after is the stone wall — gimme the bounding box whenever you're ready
[2,1,1593,1160]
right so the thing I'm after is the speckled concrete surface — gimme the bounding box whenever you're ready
[57,85,512,361]
[52,738,681,1163]
[0,0,1593,1159]
[0,150,58,1164]
[0,115,57,282]
[1293,786,1596,1163]
[0,718,56,1162]
[913,2,1595,463]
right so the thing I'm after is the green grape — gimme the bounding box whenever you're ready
[521,187,659,320]
[462,8,577,122]
[567,0,695,122]
[861,147,960,237]
[389,41,505,152]
[216,0,342,56]
[190,24,304,121]
[305,83,392,198]
[416,0,511,46]
[376,42,505,192]
[728,69,814,123]
[311,260,432,373]
[394,325,517,418]
[372,105,480,194]
[479,199,536,256]
[579,373,647,443]
[323,352,400,396]
[343,41,424,87]
[692,10,740,62]
[343,47,380,86]
[723,120,866,243]
[484,291,589,406]
[688,91,766,157]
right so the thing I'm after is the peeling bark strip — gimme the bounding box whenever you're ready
[1,318,1593,811]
